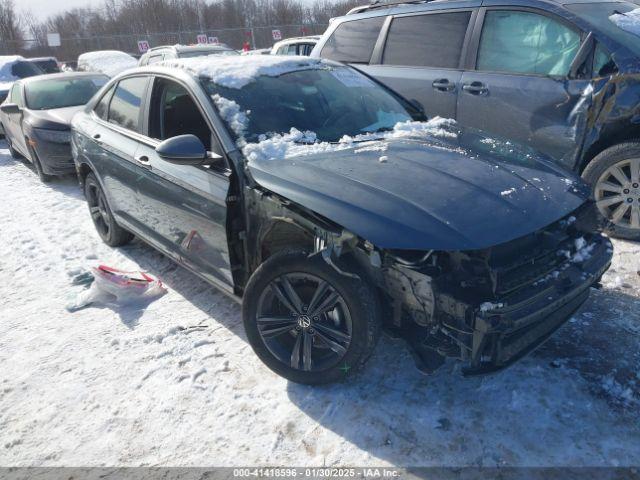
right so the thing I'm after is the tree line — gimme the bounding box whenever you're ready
[0,0,361,60]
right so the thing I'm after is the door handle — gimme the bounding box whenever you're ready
[135,155,151,167]
[462,82,489,96]
[432,79,455,92]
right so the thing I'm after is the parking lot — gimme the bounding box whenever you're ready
[0,141,639,467]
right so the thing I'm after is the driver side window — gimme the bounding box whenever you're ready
[149,78,225,165]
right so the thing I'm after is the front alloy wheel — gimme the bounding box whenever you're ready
[594,158,640,230]
[243,249,381,384]
[256,273,353,372]
[583,142,640,241]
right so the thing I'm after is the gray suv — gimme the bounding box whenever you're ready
[312,0,640,240]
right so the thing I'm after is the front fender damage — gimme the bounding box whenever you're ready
[244,183,612,376]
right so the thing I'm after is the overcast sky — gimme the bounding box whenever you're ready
[21,0,108,20]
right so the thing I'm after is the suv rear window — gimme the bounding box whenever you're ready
[320,16,385,63]
[107,76,147,132]
[383,12,471,68]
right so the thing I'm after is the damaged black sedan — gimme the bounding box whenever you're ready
[71,56,612,384]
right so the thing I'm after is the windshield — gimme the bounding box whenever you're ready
[12,61,44,79]
[180,49,239,58]
[566,2,640,57]
[25,76,108,110]
[32,59,59,73]
[203,66,422,143]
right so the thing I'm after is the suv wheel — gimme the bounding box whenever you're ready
[242,249,381,385]
[583,142,640,241]
[84,172,134,247]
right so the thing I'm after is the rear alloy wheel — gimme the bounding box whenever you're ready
[584,143,640,240]
[243,249,381,385]
[84,173,133,247]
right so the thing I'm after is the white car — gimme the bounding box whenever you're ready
[77,50,137,77]
[270,36,321,56]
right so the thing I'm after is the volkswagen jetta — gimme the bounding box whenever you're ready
[71,56,612,384]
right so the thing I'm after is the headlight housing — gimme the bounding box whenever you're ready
[33,128,71,144]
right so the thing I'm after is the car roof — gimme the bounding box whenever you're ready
[129,56,337,86]
[20,71,108,85]
[275,36,321,45]
[344,0,615,16]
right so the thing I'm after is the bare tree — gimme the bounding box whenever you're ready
[2,0,362,58]
[0,0,22,53]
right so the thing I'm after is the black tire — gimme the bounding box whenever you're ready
[582,142,640,241]
[28,145,52,183]
[5,134,21,159]
[242,248,381,385]
[84,172,134,247]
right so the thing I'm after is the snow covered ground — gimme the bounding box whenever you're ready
[0,141,639,467]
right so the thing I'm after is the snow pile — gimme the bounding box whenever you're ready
[77,50,137,77]
[242,117,458,163]
[212,94,249,138]
[610,8,640,36]
[161,55,323,89]
[480,302,504,312]
[391,118,457,139]
[0,55,24,81]
[571,237,597,263]
[501,188,516,197]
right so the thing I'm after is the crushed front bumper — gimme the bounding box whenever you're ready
[32,140,75,175]
[462,234,612,375]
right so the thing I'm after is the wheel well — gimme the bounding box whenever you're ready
[580,129,640,174]
[77,163,93,185]
[260,221,314,264]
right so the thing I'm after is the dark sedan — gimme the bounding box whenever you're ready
[0,72,108,182]
[72,57,612,384]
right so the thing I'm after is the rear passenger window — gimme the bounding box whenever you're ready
[147,54,164,64]
[383,12,471,68]
[320,16,385,63]
[107,76,148,132]
[477,10,580,76]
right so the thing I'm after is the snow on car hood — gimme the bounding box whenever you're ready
[247,123,591,251]
[610,8,640,36]
[160,54,324,89]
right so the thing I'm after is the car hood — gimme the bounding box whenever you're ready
[25,105,84,129]
[247,127,591,251]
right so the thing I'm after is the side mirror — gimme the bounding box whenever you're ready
[1,103,20,114]
[156,134,207,165]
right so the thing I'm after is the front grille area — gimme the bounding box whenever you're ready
[488,203,599,299]
[426,202,613,374]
